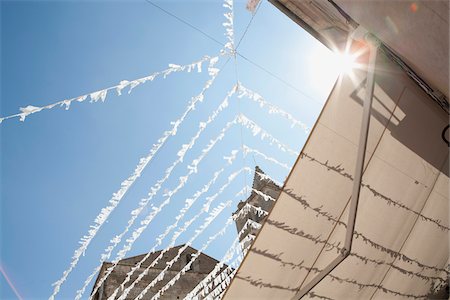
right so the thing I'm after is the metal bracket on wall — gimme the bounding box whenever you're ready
[291,33,380,300]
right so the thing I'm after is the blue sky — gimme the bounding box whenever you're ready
[0,0,338,299]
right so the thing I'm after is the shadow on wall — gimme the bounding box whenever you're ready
[428,284,449,299]
[349,62,449,177]
[241,187,448,299]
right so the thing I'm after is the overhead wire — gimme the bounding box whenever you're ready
[233,0,265,195]
[229,1,250,201]
[144,0,224,48]
[143,0,323,106]
[235,0,263,50]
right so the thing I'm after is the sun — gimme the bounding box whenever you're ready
[308,44,357,92]
[334,51,358,75]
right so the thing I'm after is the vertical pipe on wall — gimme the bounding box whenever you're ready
[291,34,379,300]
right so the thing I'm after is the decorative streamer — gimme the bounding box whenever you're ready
[203,239,253,300]
[90,116,240,298]
[157,216,258,300]
[106,164,245,300]
[151,218,235,300]
[50,56,221,300]
[251,188,275,202]
[115,167,251,300]
[232,202,268,221]
[238,219,263,236]
[201,267,235,299]
[94,112,296,298]
[255,170,283,187]
[201,250,241,299]
[135,201,233,300]
[222,0,235,54]
[184,227,253,300]
[237,83,310,134]
[186,188,272,300]
[186,152,291,298]
[79,153,235,300]
[76,86,237,300]
[243,145,291,170]
[2,55,215,124]
[186,161,286,299]
[206,267,237,300]
[236,114,299,157]
[152,130,293,299]
[235,185,252,197]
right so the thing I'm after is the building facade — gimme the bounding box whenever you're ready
[224,1,449,299]
[91,245,226,300]
[233,166,281,250]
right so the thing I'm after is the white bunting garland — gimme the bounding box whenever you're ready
[251,188,276,202]
[235,184,252,197]
[186,194,270,299]
[77,86,236,300]
[3,55,216,125]
[164,228,258,300]
[255,170,283,187]
[243,145,291,170]
[135,201,233,300]
[116,167,251,300]
[184,233,243,300]
[155,209,259,300]
[91,114,244,297]
[151,218,235,300]
[240,218,263,232]
[232,202,268,221]
[51,56,222,300]
[204,241,252,300]
[91,113,299,299]
[222,0,235,54]
[115,117,299,299]
[80,150,236,300]
[237,83,310,134]
[105,157,243,300]
[236,114,299,157]
[90,117,240,298]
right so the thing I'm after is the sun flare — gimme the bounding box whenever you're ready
[308,45,358,92]
[334,51,358,75]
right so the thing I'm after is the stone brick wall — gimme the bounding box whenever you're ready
[91,245,226,300]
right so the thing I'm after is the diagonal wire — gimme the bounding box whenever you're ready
[144,0,322,106]
[231,0,264,199]
[226,0,250,200]
[236,52,323,106]
[144,0,225,47]
[235,0,263,50]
